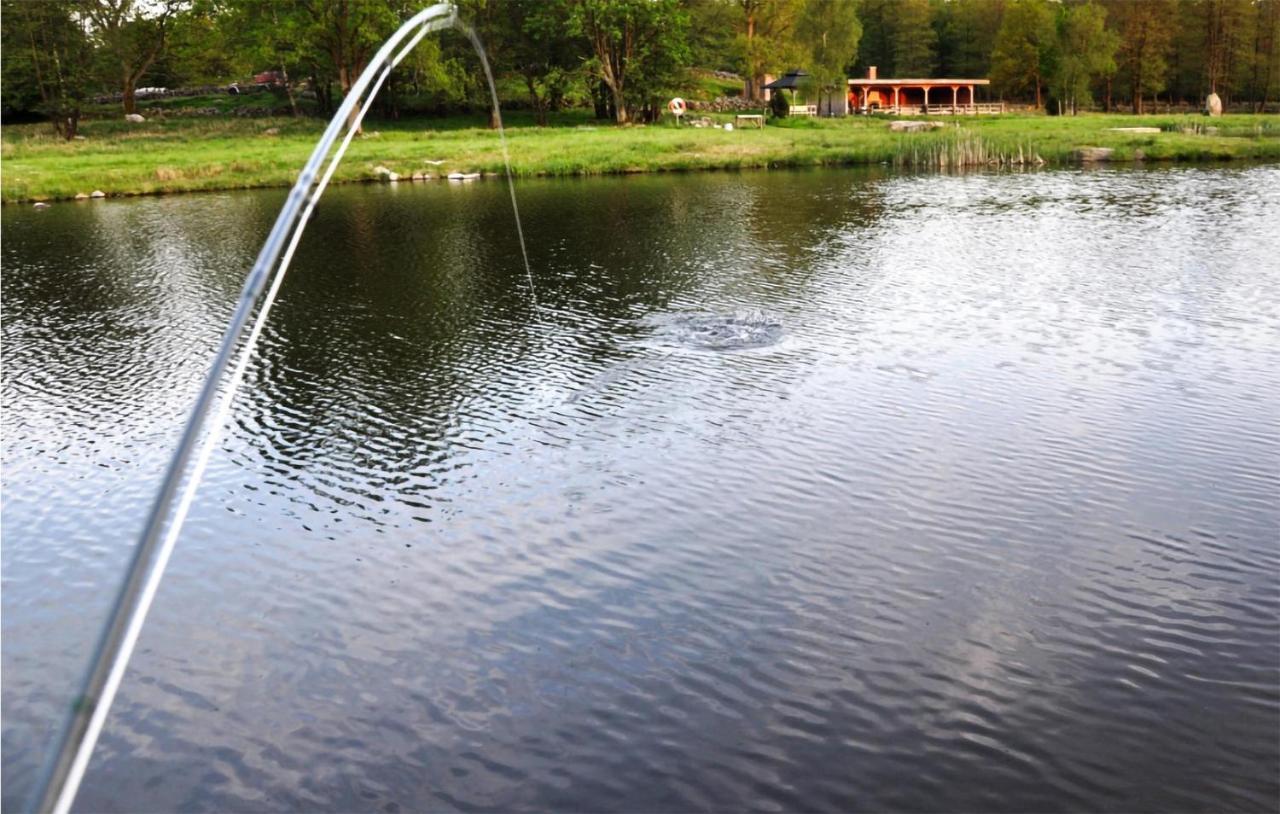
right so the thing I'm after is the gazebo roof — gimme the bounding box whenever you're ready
[763,70,810,90]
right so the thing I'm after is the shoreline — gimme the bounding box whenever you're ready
[5,112,1278,204]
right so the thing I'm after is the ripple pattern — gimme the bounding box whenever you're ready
[3,167,1278,812]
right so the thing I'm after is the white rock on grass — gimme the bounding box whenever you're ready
[889,120,944,132]
[125,113,145,123]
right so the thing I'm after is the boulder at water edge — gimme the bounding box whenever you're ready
[91,190,106,198]
[1075,147,1113,163]
[74,193,89,199]
[1206,93,1223,117]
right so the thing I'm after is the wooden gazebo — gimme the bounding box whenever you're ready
[764,70,818,116]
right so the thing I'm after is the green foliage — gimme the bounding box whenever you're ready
[0,0,94,136]
[568,0,691,123]
[83,0,188,114]
[735,0,805,101]
[1051,3,1118,113]
[1111,0,1175,112]
[990,0,1056,107]
[795,0,862,111]
[891,0,939,77]
[936,0,1005,78]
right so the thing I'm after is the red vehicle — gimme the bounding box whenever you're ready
[254,70,285,88]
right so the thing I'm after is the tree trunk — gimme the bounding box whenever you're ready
[592,80,610,119]
[339,65,361,132]
[526,77,548,126]
[122,75,137,115]
[611,83,628,123]
[60,110,80,141]
[281,66,299,117]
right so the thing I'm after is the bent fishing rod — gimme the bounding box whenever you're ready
[32,5,534,812]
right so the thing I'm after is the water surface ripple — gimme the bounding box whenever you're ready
[3,166,1278,812]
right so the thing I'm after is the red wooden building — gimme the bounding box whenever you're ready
[847,67,1002,115]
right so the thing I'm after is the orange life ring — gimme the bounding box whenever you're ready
[668,97,686,116]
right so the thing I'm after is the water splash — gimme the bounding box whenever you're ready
[31,6,529,813]
[644,310,784,351]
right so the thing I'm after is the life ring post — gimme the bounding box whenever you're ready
[668,97,686,126]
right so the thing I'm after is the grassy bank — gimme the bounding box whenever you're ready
[3,110,1278,203]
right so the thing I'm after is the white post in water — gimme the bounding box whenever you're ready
[30,5,534,813]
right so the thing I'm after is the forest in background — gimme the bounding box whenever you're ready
[4,0,1280,139]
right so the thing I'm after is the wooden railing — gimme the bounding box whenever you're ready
[922,103,1006,115]
[865,103,1005,115]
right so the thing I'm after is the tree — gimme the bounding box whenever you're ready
[1112,0,1175,113]
[293,0,400,127]
[853,0,895,76]
[501,0,582,126]
[1,0,94,137]
[1242,0,1280,110]
[568,0,690,124]
[736,0,803,101]
[990,0,1055,107]
[795,0,861,113]
[1204,0,1253,103]
[937,0,1006,79]
[1050,2,1118,113]
[84,0,185,115]
[890,0,938,77]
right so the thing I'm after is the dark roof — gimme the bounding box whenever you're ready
[763,70,810,90]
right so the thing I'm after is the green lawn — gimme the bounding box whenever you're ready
[3,110,1278,203]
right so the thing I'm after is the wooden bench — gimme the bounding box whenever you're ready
[734,114,764,129]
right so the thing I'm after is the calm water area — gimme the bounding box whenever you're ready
[3,165,1278,812]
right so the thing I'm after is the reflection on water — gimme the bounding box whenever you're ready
[3,166,1279,812]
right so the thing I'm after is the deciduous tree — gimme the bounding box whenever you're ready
[795,0,861,113]
[990,0,1055,107]
[1112,0,1175,113]
[0,0,93,137]
[84,0,186,115]
[569,0,690,123]
[1051,2,1118,113]
[736,0,803,101]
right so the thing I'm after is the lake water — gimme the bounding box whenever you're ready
[3,166,1278,812]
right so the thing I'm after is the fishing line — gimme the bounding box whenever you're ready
[32,5,535,811]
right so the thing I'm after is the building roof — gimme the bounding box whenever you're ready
[764,70,810,90]
[848,78,990,86]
